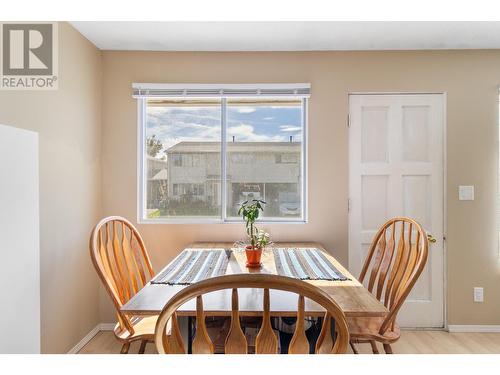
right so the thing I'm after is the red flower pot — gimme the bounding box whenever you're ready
[245,245,262,268]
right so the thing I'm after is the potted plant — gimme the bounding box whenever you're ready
[238,199,270,267]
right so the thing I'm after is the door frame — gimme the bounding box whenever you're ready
[347,91,448,329]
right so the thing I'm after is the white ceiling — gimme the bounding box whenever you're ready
[70,22,500,51]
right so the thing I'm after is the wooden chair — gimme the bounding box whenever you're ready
[89,216,179,354]
[349,217,429,354]
[154,274,350,354]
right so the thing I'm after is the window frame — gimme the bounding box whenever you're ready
[137,95,308,224]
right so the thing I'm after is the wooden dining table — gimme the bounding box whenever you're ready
[121,242,388,319]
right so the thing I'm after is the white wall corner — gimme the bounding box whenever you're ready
[0,124,40,354]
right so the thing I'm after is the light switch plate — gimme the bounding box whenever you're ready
[459,185,474,201]
[474,287,484,302]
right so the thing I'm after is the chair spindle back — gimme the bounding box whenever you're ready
[358,217,429,334]
[155,274,350,354]
[89,216,154,334]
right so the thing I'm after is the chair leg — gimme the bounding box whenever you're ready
[383,344,393,354]
[138,340,148,354]
[120,342,130,354]
[349,341,359,354]
[370,340,379,354]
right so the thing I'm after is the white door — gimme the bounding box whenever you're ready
[348,94,444,328]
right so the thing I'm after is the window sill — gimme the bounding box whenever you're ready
[137,217,308,225]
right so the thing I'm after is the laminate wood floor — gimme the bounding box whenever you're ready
[77,330,500,354]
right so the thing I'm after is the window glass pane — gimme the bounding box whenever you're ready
[226,99,303,219]
[145,99,221,219]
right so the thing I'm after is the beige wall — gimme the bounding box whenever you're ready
[0,23,102,353]
[101,50,500,326]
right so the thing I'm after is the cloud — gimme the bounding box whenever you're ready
[235,107,256,114]
[280,125,302,132]
[263,117,275,120]
[146,107,221,150]
[228,124,286,142]
[146,106,302,151]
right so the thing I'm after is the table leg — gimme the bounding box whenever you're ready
[188,316,193,354]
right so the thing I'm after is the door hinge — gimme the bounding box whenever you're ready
[347,114,350,127]
[348,198,351,213]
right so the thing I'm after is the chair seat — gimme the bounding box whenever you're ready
[347,316,400,344]
[114,315,158,342]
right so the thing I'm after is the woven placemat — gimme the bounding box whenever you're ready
[273,248,348,281]
[151,249,230,285]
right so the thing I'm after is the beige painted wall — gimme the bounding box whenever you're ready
[0,23,102,353]
[101,50,500,326]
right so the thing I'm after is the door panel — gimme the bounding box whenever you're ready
[361,106,389,163]
[349,94,444,328]
[402,105,431,162]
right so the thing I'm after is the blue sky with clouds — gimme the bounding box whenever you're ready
[147,104,302,152]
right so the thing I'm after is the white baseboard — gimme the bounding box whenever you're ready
[100,323,116,331]
[67,325,101,354]
[448,325,500,333]
[67,323,116,354]
[401,327,445,331]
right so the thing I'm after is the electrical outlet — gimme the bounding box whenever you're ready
[459,185,475,201]
[474,287,484,302]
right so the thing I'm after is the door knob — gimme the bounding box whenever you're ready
[427,234,437,244]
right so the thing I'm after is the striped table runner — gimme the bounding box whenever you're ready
[273,248,348,281]
[151,249,230,285]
